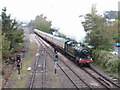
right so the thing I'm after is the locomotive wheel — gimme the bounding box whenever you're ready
[78,63,81,66]
[78,63,83,67]
[86,63,90,67]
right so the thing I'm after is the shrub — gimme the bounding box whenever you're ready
[92,49,119,75]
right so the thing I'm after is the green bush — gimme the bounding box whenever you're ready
[92,49,119,75]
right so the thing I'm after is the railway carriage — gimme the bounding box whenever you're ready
[34,29,93,66]
[53,36,68,50]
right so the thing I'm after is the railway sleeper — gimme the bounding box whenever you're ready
[76,84,88,88]
[75,82,86,86]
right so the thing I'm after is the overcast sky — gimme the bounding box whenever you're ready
[1,0,119,42]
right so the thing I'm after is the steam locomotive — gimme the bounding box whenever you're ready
[34,29,93,66]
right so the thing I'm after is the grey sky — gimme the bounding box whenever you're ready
[1,0,119,42]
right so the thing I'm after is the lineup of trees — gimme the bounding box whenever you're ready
[1,6,119,60]
[82,5,119,51]
[29,14,56,34]
[1,7,24,61]
[29,14,78,42]
[82,5,120,75]
[29,7,120,52]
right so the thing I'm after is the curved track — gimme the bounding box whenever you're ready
[82,67,120,89]
[36,35,93,89]
[35,34,120,89]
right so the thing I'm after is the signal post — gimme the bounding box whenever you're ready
[54,48,58,74]
[16,55,22,79]
[6,54,22,79]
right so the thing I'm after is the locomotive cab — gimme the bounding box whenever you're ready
[65,41,78,58]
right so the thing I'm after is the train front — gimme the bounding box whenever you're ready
[74,44,93,66]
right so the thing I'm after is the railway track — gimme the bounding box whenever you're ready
[91,67,119,86]
[41,43,47,88]
[29,49,40,89]
[35,34,120,89]
[49,52,92,89]
[29,36,47,89]
[36,35,93,89]
[82,67,120,89]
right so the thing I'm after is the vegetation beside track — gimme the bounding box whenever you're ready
[13,42,38,88]
[92,49,119,78]
[1,8,25,85]
[82,5,120,79]
[1,7,25,62]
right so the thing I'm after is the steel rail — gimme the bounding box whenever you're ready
[29,53,40,89]
[29,36,42,89]
[82,67,119,89]
[36,35,93,89]
[35,33,120,89]
[35,36,47,88]
[90,67,120,88]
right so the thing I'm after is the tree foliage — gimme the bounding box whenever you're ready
[29,14,52,34]
[118,20,120,43]
[82,5,115,50]
[1,7,24,60]
[2,34,11,59]
[81,5,119,77]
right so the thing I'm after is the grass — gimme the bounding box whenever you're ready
[49,67,62,88]
[50,78,53,81]
[13,42,38,88]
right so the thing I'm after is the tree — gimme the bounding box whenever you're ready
[117,11,120,20]
[28,20,35,27]
[29,14,52,34]
[2,7,15,34]
[1,7,24,60]
[82,5,106,32]
[2,34,11,59]
[118,20,120,43]
[82,5,114,50]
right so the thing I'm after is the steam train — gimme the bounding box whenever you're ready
[34,29,93,66]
